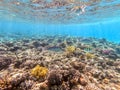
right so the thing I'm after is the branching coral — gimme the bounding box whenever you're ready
[66,46,76,54]
[31,65,48,79]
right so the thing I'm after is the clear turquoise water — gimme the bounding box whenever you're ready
[0,0,120,42]
[0,19,120,43]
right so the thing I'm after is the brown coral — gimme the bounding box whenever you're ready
[48,70,63,86]
[0,75,12,90]
[0,56,13,70]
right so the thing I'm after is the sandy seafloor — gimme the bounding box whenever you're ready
[0,35,120,90]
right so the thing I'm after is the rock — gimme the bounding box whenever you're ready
[92,42,97,48]
[20,60,36,69]
[99,38,107,43]
[40,42,48,47]
[39,81,48,90]
[98,60,107,68]
[19,80,34,90]
[0,56,13,70]
[22,39,30,43]
[99,72,106,80]
[32,41,40,48]
[79,77,88,86]
[85,66,93,72]
[108,52,118,60]
[48,70,63,86]
[9,46,21,52]
[116,66,120,73]
[5,42,14,47]
[74,48,82,56]
[0,75,12,90]
[66,40,73,45]
[106,60,114,66]
[85,83,101,90]
[61,82,70,90]
[10,72,29,87]
[102,78,109,84]
[81,38,92,43]
[71,61,86,72]
[115,47,120,54]
[0,50,7,55]
[92,70,101,78]
[37,47,43,52]
[59,42,66,48]
[14,60,23,68]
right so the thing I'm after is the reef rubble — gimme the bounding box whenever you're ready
[0,35,120,90]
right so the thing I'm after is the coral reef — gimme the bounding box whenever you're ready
[0,72,29,90]
[31,65,48,79]
[0,35,120,90]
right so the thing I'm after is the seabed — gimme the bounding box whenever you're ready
[0,35,120,90]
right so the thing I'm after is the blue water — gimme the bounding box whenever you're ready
[0,19,120,43]
[0,0,120,42]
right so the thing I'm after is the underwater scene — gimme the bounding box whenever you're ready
[0,0,120,90]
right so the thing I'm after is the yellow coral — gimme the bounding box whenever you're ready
[66,46,76,53]
[102,78,109,84]
[31,65,48,79]
[85,53,95,59]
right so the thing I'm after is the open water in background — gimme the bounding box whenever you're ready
[0,0,120,42]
